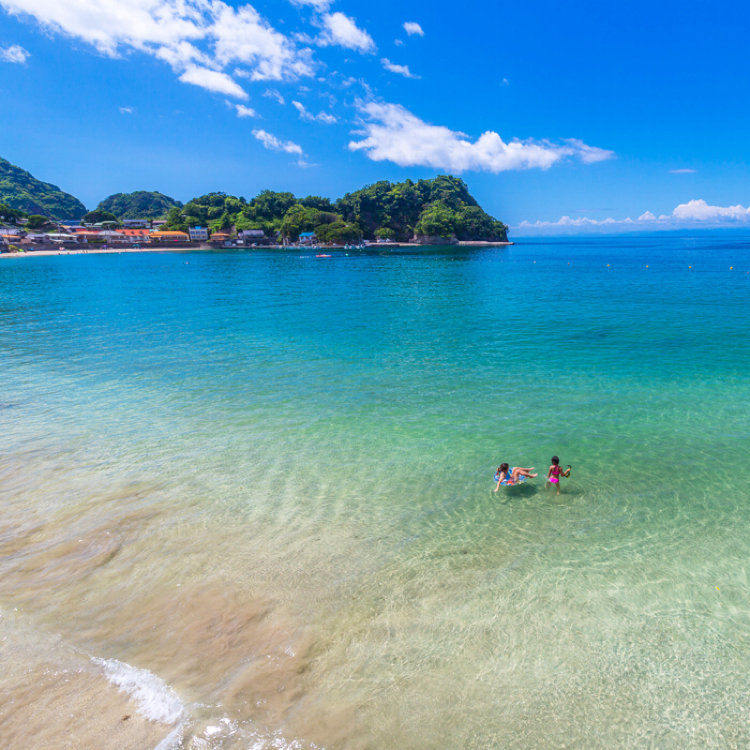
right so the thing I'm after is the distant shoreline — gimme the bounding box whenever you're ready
[1,241,514,258]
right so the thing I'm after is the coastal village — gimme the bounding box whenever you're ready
[0,218,348,253]
[0,163,511,253]
[0,217,512,253]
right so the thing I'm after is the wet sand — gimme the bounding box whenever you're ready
[0,665,174,750]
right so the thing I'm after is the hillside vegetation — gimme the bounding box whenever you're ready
[164,176,507,242]
[1,159,508,242]
[0,157,86,220]
[96,191,182,220]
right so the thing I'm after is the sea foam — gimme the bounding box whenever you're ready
[92,656,185,725]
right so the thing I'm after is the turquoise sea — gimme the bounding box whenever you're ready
[1,234,749,748]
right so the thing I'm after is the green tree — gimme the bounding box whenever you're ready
[300,195,334,212]
[0,202,27,223]
[280,204,325,240]
[165,206,188,231]
[26,214,50,230]
[249,190,296,221]
[415,201,457,238]
[315,220,360,243]
[83,209,119,224]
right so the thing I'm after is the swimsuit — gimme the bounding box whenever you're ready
[495,468,517,485]
[549,466,562,484]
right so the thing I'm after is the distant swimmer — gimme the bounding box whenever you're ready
[547,456,571,495]
[494,463,537,491]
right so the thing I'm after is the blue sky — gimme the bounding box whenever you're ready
[1,0,750,234]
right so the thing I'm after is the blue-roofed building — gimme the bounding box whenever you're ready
[298,231,316,245]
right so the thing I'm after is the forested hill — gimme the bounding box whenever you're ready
[163,176,508,242]
[0,157,86,220]
[0,162,508,242]
[96,191,182,220]
[337,176,507,242]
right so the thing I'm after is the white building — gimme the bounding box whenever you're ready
[189,226,209,241]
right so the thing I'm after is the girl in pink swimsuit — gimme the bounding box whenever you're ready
[547,456,571,495]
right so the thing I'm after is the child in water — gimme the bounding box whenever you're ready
[494,463,538,491]
[547,456,571,495]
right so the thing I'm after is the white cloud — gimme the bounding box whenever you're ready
[155,40,211,70]
[381,58,419,79]
[0,43,29,63]
[290,0,331,10]
[210,2,315,81]
[292,100,336,123]
[517,199,750,234]
[518,216,632,231]
[669,168,697,174]
[403,22,423,37]
[349,101,615,173]
[319,12,375,52]
[0,0,314,96]
[672,198,750,222]
[119,105,133,114]
[229,101,258,117]
[179,64,248,99]
[252,128,303,155]
[0,0,204,56]
[263,88,285,105]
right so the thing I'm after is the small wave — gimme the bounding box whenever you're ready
[92,657,185,725]
[153,725,183,750]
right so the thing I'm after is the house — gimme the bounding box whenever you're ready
[209,232,233,246]
[115,229,151,243]
[298,231,316,245]
[188,226,209,242]
[27,233,79,244]
[97,230,128,242]
[150,230,190,243]
[122,219,149,229]
[75,231,107,243]
[239,228,273,246]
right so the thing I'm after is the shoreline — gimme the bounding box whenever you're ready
[0,240,514,258]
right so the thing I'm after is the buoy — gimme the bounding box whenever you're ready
[606,264,610,267]
[689,266,692,269]
[645,265,649,268]
[730,266,733,270]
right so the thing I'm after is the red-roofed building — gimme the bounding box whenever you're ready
[116,229,151,243]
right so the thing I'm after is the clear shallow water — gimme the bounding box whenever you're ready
[1,235,749,748]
